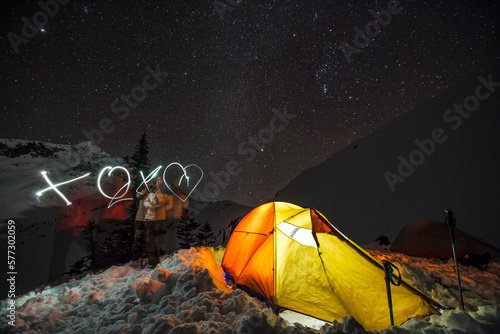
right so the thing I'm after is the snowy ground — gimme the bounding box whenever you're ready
[1,246,499,333]
[363,243,500,311]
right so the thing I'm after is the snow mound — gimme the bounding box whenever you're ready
[1,248,289,333]
[364,245,500,311]
[1,247,499,333]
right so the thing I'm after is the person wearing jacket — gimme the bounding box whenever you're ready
[143,187,158,222]
[143,183,161,266]
[132,189,148,262]
[165,177,189,251]
[154,177,173,256]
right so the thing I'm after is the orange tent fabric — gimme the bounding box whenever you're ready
[222,202,440,330]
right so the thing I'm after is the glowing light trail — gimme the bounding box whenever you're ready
[36,162,203,208]
[97,166,133,208]
[136,165,163,194]
[36,171,90,206]
[163,162,203,202]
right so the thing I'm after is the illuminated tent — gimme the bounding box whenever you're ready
[222,202,440,330]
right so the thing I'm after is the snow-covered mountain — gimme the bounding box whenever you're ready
[0,139,250,295]
[275,68,500,246]
[0,139,123,220]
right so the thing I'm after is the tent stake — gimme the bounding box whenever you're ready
[444,210,465,311]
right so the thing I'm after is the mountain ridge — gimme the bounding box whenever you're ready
[275,67,500,245]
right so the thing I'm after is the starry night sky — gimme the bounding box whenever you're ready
[1,0,498,206]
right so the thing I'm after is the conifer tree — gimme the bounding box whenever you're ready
[82,220,97,271]
[114,219,134,263]
[177,209,200,249]
[127,132,151,190]
[64,257,91,276]
[99,233,119,268]
[124,133,151,264]
[195,222,216,247]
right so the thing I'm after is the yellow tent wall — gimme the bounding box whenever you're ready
[222,202,439,330]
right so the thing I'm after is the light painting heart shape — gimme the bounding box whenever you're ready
[162,162,203,202]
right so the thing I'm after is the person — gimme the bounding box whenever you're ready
[132,187,148,263]
[154,177,173,256]
[164,177,189,251]
[143,183,158,222]
[143,182,161,266]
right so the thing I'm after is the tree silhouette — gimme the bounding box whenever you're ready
[126,132,151,187]
[177,209,200,249]
[64,257,91,277]
[195,222,216,247]
[125,132,151,221]
[99,234,117,268]
[124,133,151,265]
[113,219,134,263]
[81,220,98,271]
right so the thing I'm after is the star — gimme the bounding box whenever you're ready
[0,0,497,206]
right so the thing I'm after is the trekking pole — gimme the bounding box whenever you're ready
[382,260,402,327]
[444,210,465,311]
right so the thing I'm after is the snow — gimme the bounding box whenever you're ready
[1,248,286,333]
[363,243,500,311]
[2,247,499,333]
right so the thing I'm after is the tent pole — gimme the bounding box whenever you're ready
[449,227,465,310]
[382,260,395,327]
[444,210,465,311]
